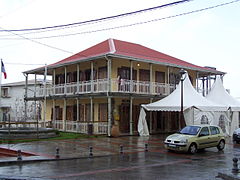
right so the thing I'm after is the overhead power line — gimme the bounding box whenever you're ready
[1,0,239,56]
[1,0,239,40]
[0,0,192,32]
[5,62,45,66]
[0,26,74,54]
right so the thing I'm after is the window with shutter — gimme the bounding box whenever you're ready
[79,104,85,122]
[99,103,107,122]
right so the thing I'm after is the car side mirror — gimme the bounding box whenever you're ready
[199,134,205,137]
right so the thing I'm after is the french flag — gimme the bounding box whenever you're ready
[1,60,7,79]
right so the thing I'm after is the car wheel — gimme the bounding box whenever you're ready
[217,140,225,151]
[188,143,197,154]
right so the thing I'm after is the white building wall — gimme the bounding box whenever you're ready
[1,84,41,121]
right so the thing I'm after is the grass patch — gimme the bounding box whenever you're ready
[0,131,104,144]
[51,132,100,140]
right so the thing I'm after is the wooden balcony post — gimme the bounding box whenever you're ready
[91,61,94,92]
[202,77,205,96]
[107,57,112,92]
[206,75,209,95]
[34,74,36,98]
[77,64,80,93]
[64,66,67,94]
[130,60,133,93]
[150,63,153,94]
[24,73,28,122]
[167,66,170,94]
[196,72,199,92]
[53,69,56,95]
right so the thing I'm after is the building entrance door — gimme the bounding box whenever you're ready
[119,103,130,133]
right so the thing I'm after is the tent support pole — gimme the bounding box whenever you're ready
[150,98,153,133]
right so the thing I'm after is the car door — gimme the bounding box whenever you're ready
[209,126,221,146]
[196,127,211,149]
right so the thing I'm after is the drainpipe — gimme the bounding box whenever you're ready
[150,63,153,94]
[76,98,79,122]
[130,97,133,135]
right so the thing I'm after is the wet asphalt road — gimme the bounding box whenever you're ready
[0,135,239,180]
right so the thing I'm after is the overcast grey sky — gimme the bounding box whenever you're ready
[1,0,240,97]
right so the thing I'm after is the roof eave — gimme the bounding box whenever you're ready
[23,54,108,74]
[23,53,225,75]
[108,54,225,75]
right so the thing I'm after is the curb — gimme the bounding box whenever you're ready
[217,172,240,180]
[0,153,130,166]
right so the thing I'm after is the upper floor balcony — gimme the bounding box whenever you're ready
[29,78,176,98]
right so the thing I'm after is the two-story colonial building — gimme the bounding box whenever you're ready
[24,39,224,136]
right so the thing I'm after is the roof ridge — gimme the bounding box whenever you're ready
[108,38,116,53]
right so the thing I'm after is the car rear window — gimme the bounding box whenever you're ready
[210,126,220,135]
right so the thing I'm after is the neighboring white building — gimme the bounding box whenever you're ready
[0,80,50,122]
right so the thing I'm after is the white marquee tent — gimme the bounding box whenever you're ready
[138,73,229,136]
[206,75,240,134]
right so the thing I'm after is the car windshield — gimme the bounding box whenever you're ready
[179,126,201,135]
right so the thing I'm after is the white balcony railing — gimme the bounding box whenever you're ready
[52,120,108,134]
[33,78,175,98]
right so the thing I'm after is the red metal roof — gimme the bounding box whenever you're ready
[42,39,223,74]
[50,40,111,66]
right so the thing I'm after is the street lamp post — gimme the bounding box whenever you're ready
[179,69,186,130]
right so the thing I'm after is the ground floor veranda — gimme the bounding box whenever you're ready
[39,96,181,136]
